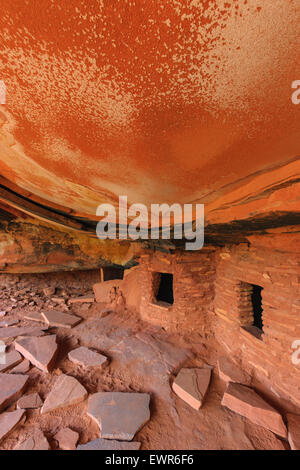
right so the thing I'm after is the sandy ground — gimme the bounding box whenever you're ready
[0,271,289,450]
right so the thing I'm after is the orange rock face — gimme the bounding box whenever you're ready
[0,0,299,229]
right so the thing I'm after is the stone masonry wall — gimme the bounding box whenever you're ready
[137,233,300,408]
[139,248,216,332]
[213,239,300,408]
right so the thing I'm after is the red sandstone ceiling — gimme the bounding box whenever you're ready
[0,0,299,226]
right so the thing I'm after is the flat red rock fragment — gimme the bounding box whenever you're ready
[41,374,88,414]
[55,427,79,450]
[68,346,107,367]
[9,359,31,374]
[23,312,45,323]
[0,409,26,443]
[87,392,150,441]
[222,382,287,438]
[17,392,43,410]
[172,368,212,410]
[14,335,58,372]
[0,319,19,328]
[0,373,29,412]
[16,429,50,450]
[41,310,82,328]
[0,326,46,339]
[0,350,22,373]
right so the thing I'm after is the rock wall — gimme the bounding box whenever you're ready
[0,218,138,272]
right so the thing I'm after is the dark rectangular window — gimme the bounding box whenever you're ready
[251,284,263,330]
[240,282,264,340]
[155,273,174,305]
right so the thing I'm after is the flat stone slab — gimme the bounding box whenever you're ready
[23,312,45,323]
[16,429,50,450]
[0,319,19,328]
[109,333,192,382]
[0,350,23,373]
[54,427,79,450]
[51,297,66,304]
[222,382,287,438]
[0,326,46,339]
[172,367,212,410]
[74,314,132,351]
[41,374,88,414]
[0,373,29,412]
[17,392,43,409]
[287,413,300,450]
[218,357,251,385]
[68,347,107,368]
[0,409,26,443]
[9,359,31,374]
[88,392,150,441]
[77,438,141,450]
[41,310,82,328]
[14,334,58,372]
[68,297,94,304]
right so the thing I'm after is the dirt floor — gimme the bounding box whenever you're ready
[0,270,289,450]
